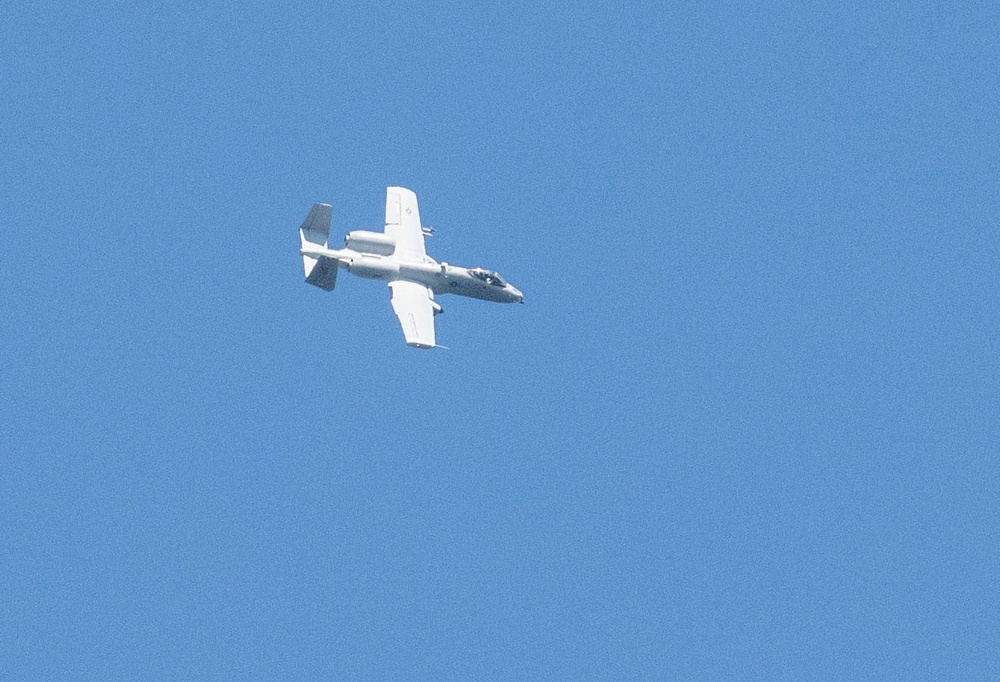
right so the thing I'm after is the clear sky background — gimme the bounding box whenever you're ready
[2,1,998,678]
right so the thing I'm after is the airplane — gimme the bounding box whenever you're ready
[298,186,523,349]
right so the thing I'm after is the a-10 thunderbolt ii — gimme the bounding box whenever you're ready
[298,186,523,349]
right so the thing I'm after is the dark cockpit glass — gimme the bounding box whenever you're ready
[470,268,507,287]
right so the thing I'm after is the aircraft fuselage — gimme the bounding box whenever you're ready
[300,245,524,304]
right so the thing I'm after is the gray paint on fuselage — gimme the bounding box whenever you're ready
[299,244,522,303]
[401,260,520,303]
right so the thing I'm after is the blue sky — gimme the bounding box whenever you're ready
[2,1,998,678]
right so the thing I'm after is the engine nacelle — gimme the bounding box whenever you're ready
[347,254,399,281]
[345,230,396,256]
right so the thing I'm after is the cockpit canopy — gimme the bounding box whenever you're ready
[469,268,507,287]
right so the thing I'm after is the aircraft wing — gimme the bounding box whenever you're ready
[389,280,437,349]
[384,187,426,260]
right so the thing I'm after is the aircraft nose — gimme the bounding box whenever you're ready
[511,287,524,303]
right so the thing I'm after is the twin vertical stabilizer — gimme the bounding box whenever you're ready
[299,203,338,291]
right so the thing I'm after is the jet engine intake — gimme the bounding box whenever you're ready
[345,230,396,256]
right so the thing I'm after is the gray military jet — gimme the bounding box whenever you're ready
[299,187,523,348]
